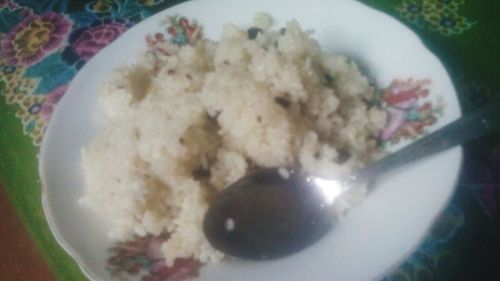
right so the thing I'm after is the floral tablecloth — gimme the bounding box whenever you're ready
[0,0,499,280]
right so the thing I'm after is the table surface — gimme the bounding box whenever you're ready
[1,0,499,281]
[0,183,55,281]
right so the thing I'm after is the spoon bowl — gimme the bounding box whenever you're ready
[203,168,340,259]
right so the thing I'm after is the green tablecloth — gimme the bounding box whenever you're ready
[0,0,498,280]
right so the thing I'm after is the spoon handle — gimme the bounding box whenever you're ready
[354,100,500,183]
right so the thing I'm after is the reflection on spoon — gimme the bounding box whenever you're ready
[203,100,500,260]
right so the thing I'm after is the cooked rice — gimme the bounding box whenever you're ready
[80,13,386,265]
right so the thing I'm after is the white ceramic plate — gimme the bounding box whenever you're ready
[40,0,462,280]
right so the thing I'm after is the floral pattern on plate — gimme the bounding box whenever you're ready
[377,79,444,146]
[107,233,200,281]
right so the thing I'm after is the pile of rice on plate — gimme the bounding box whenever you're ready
[80,13,387,266]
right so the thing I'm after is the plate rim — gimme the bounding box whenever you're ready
[39,0,463,280]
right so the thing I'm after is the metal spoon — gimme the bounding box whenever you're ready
[203,100,500,260]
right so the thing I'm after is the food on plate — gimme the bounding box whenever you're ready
[80,13,386,266]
